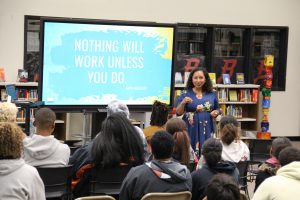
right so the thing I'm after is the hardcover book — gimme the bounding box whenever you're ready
[252,89,259,102]
[222,74,231,85]
[229,90,238,102]
[236,73,245,84]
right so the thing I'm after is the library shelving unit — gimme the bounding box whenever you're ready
[0,82,66,139]
[174,83,260,137]
[216,84,260,137]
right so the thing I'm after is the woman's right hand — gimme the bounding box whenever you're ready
[182,97,193,105]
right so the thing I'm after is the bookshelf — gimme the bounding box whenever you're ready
[216,84,260,138]
[0,82,66,139]
[174,83,260,136]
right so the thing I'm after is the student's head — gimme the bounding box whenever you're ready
[0,122,24,160]
[206,173,241,200]
[91,112,144,168]
[278,146,300,166]
[166,118,190,165]
[150,100,169,126]
[220,115,240,145]
[0,102,18,122]
[202,138,222,168]
[270,137,292,158]
[107,99,130,119]
[166,117,187,134]
[34,107,56,134]
[150,130,175,160]
[186,67,213,93]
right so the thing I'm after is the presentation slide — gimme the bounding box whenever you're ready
[41,20,175,107]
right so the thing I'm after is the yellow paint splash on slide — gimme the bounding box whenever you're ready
[153,27,174,60]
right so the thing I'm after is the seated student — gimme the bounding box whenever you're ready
[165,117,196,167]
[204,173,246,200]
[106,100,148,156]
[0,102,18,122]
[0,122,45,199]
[23,107,70,167]
[69,99,148,175]
[119,131,192,200]
[254,137,292,191]
[73,112,145,198]
[219,115,249,163]
[191,138,239,200]
[143,100,169,142]
[252,146,300,200]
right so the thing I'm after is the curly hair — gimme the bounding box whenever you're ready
[0,122,24,159]
[207,173,240,200]
[202,138,223,168]
[220,115,240,145]
[150,100,169,126]
[185,67,213,93]
[150,130,175,159]
[0,102,18,122]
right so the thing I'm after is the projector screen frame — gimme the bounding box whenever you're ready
[38,17,177,112]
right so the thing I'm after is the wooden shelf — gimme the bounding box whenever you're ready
[0,82,38,87]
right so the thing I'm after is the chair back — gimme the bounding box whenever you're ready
[36,165,73,199]
[249,139,272,163]
[236,161,250,199]
[89,165,132,197]
[75,195,116,200]
[141,191,192,200]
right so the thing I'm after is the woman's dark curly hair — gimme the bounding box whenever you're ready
[186,67,213,93]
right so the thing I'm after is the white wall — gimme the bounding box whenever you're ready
[1,0,299,137]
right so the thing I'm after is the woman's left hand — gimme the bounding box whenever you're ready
[210,110,219,118]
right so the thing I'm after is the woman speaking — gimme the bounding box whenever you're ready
[176,67,220,157]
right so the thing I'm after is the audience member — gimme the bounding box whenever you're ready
[120,131,192,200]
[191,138,239,200]
[106,99,148,155]
[204,173,244,200]
[219,115,249,163]
[166,117,196,167]
[143,100,169,142]
[0,102,18,122]
[252,146,300,200]
[0,122,45,199]
[73,112,145,197]
[254,137,292,191]
[23,107,70,167]
[69,99,148,174]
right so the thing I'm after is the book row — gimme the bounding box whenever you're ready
[220,104,243,119]
[217,88,258,103]
[0,88,38,101]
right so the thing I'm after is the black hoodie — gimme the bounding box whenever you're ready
[191,161,239,200]
[119,160,192,200]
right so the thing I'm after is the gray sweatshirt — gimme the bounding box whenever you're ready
[23,134,70,167]
[0,159,46,200]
